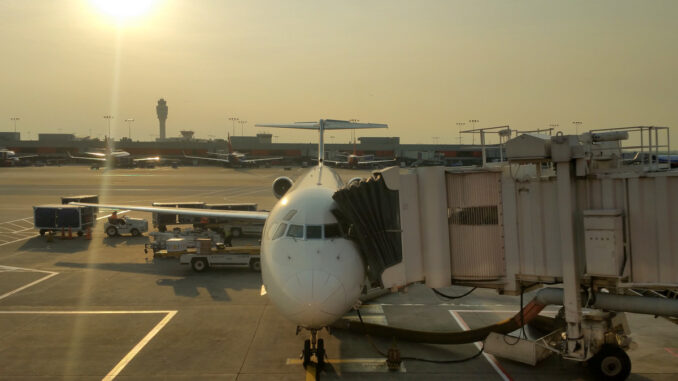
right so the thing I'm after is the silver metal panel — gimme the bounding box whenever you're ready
[627,174,678,284]
[446,171,505,280]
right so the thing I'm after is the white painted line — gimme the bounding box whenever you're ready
[450,309,558,315]
[0,310,176,315]
[0,271,58,301]
[103,310,178,380]
[0,210,129,248]
[0,310,177,381]
[450,310,513,381]
[0,217,34,224]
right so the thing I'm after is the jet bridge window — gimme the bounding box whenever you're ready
[287,224,304,238]
[449,206,498,225]
[306,225,322,239]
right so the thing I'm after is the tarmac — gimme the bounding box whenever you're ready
[0,165,677,380]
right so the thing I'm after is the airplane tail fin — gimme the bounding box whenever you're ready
[227,133,233,154]
[255,119,388,165]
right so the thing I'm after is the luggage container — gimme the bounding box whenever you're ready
[34,204,95,236]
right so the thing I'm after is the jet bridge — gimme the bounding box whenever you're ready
[332,126,678,377]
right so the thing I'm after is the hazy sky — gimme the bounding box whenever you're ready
[1,0,677,144]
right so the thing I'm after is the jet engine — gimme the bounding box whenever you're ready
[272,176,294,199]
[347,177,363,187]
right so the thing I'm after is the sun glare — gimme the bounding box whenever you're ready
[90,0,156,23]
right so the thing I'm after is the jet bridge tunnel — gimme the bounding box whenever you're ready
[331,128,678,375]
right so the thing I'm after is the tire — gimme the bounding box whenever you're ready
[39,229,46,236]
[249,258,261,272]
[106,226,118,237]
[191,258,208,272]
[159,225,167,232]
[317,338,326,371]
[77,230,84,237]
[302,339,312,369]
[231,227,242,238]
[130,228,140,237]
[588,344,631,381]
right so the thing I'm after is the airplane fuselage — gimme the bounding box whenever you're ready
[260,165,365,329]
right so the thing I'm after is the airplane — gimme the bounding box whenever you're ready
[72,119,388,370]
[324,139,397,169]
[0,148,38,166]
[183,134,283,167]
[68,148,160,169]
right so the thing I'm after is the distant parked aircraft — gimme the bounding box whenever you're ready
[184,134,282,167]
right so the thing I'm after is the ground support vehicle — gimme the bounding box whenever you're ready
[179,245,261,272]
[104,216,148,237]
[34,204,95,237]
[151,202,205,231]
[61,195,99,218]
[147,227,225,252]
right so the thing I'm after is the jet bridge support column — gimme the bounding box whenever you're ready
[552,135,584,359]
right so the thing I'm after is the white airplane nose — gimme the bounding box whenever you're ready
[285,270,348,327]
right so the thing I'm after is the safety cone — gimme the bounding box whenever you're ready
[85,226,92,240]
[61,228,65,240]
[68,227,73,240]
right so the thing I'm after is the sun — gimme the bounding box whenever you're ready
[90,0,157,22]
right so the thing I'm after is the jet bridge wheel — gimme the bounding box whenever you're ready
[588,344,631,381]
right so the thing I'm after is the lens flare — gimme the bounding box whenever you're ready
[90,0,156,22]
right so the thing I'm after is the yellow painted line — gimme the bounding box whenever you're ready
[305,363,316,381]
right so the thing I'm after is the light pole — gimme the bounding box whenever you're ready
[549,124,559,136]
[349,119,359,143]
[228,117,239,137]
[239,120,247,136]
[469,119,479,144]
[125,118,135,140]
[572,121,582,135]
[103,115,113,140]
[10,117,20,133]
[456,122,466,144]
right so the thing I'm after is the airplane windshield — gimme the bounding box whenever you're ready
[286,224,304,238]
[306,225,322,239]
[283,210,297,221]
[324,223,342,238]
[271,223,287,240]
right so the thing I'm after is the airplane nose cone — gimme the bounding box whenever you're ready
[285,270,348,328]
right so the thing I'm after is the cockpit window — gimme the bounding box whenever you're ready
[272,223,287,240]
[286,224,304,238]
[306,225,322,239]
[283,210,297,221]
[324,223,342,238]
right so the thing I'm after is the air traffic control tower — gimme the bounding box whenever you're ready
[156,98,168,140]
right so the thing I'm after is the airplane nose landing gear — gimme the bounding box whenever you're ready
[300,329,327,373]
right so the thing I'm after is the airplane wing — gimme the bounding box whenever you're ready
[132,156,161,162]
[323,159,344,166]
[68,152,106,162]
[70,202,269,221]
[240,156,283,163]
[256,120,388,130]
[15,154,38,159]
[183,152,230,163]
[357,158,398,165]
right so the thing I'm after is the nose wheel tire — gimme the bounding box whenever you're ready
[302,339,312,369]
[588,344,631,381]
